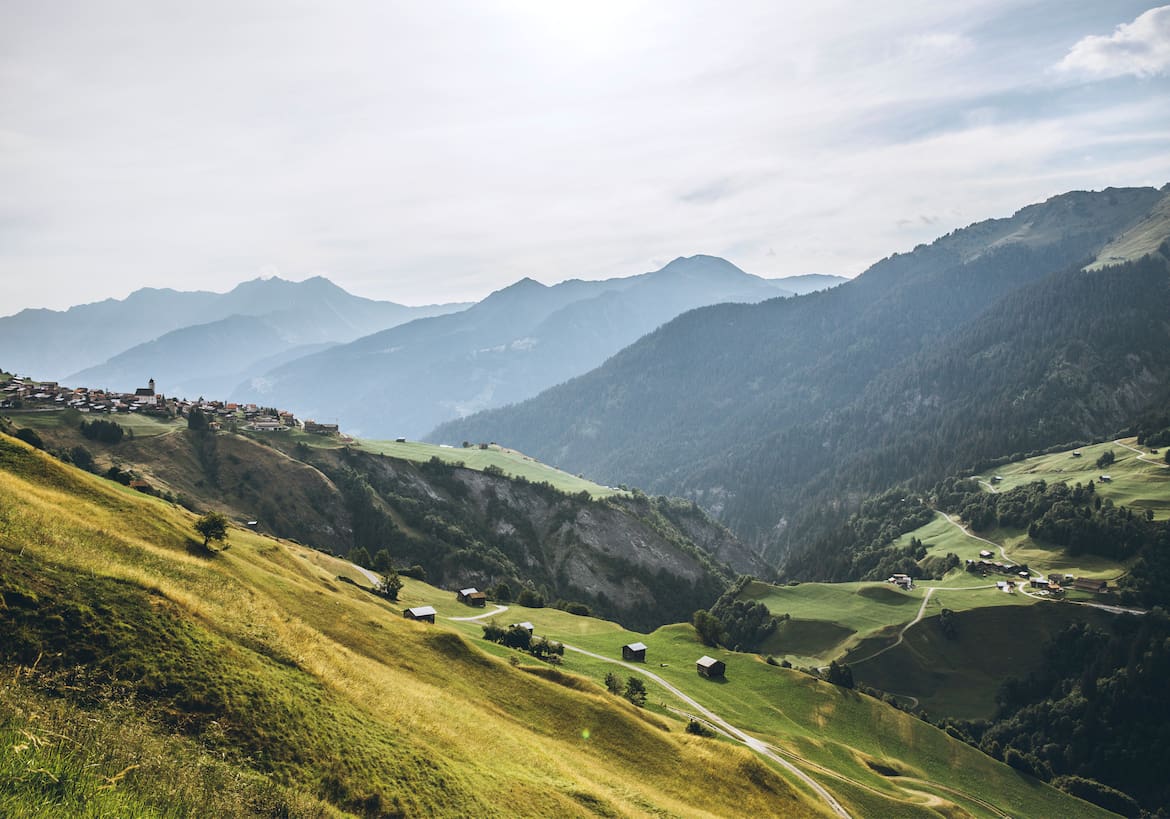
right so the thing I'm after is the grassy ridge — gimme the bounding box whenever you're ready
[0,432,824,818]
[353,438,625,498]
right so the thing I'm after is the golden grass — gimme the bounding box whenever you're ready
[0,433,829,818]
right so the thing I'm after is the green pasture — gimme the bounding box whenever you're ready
[978,438,1170,520]
[355,438,625,498]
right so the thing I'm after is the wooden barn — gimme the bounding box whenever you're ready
[696,655,725,679]
[510,621,535,634]
[403,605,436,623]
[622,642,647,662]
[457,587,487,607]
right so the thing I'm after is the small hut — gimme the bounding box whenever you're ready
[457,587,487,607]
[622,642,647,662]
[403,605,436,623]
[696,655,725,679]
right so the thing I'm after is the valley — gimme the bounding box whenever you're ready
[0,430,1116,818]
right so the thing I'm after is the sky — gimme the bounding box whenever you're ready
[2,1,1169,313]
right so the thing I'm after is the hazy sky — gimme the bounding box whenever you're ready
[2,1,1169,313]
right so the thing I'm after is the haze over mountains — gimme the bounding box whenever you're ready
[232,256,838,437]
[435,185,1170,560]
[0,276,468,389]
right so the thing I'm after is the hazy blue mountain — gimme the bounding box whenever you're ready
[233,255,794,437]
[433,186,1170,556]
[67,315,338,399]
[768,273,849,294]
[1,276,466,383]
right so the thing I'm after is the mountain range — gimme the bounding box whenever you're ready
[433,185,1170,561]
[231,256,840,438]
[0,275,467,389]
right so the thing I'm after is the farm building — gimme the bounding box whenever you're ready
[979,550,993,559]
[403,606,436,623]
[622,642,647,662]
[457,587,487,607]
[510,622,535,634]
[1071,578,1108,594]
[696,656,725,679]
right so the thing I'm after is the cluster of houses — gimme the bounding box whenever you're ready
[1,372,345,438]
[2,376,167,414]
[965,549,1031,579]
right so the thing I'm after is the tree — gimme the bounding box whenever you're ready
[623,677,647,707]
[194,511,229,551]
[376,571,402,601]
[187,408,210,431]
[825,660,854,689]
[348,546,371,568]
[604,671,622,694]
[492,581,513,603]
[1096,450,1115,469]
[691,609,724,647]
[372,548,393,573]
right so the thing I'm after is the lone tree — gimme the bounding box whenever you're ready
[376,571,403,601]
[624,677,647,707]
[194,511,229,552]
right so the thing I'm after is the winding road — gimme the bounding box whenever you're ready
[1114,438,1168,467]
[448,604,511,622]
[848,587,935,665]
[563,644,853,819]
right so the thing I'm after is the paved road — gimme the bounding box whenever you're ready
[563,644,853,819]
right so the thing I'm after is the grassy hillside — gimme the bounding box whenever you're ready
[0,431,826,818]
[2,410,747,629]
[415,592,1111,818]
[0,430,1111,817]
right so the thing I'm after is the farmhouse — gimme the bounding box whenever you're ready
[457,587,487,607]
[1071,578,1108,594]
[979,549,993,559]
[403,606,436,623]
[510,621,535,634]
[304,420,340,435]
[622,642,647,662]
[696,656,725,679]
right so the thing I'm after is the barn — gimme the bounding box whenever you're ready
[696,655,725,679]
[403,605,436,623]
[622,642,647,662]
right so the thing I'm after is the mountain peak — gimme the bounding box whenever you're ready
[655,255,749,279]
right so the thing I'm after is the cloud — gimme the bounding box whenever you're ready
[1056,5,1170,79]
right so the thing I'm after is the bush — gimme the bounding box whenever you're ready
[604,672,621,694]
[400,564,427,581]
[685,719,715,737]
[517,589,545,608]
[14,427,44,449]
[563,602,591,617]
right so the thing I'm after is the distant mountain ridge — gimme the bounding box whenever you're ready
[0,276,467,385]
[433,185,1170,560]
[233,254,800,437]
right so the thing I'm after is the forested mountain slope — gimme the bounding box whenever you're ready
[433,186,1170,560]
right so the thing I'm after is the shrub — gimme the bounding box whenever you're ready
[685,719,715,737]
